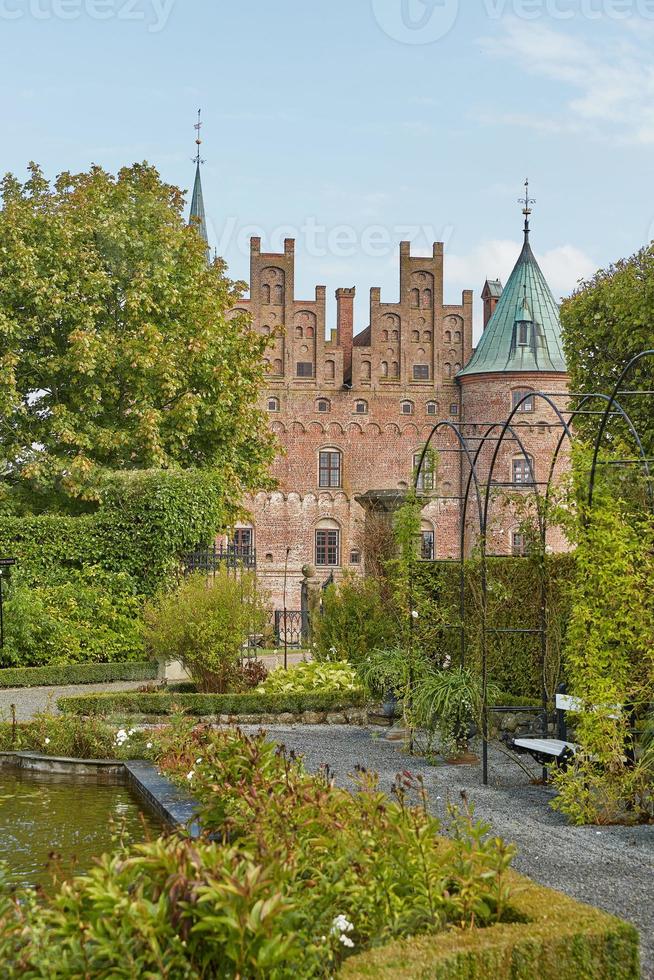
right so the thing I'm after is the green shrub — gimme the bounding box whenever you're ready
[0,661,156,689]
[313,576,399,666]
[0,712,152,759]
[144,570,269,693]
[1,568,145,668]
[257,661,361,695]
[57,689,367,717]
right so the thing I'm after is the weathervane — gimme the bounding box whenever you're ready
[519,178,536,239]
[193,108,205,166]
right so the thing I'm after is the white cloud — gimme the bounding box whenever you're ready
[481,18,654,145]
[445,237,597,339]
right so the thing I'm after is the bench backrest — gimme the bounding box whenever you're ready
[555,693,621,718]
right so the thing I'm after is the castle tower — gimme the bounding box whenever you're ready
[458,182,569,556]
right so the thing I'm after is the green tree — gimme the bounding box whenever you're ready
[560,244,654,453]
[0,162,275,506]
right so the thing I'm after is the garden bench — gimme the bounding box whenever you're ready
[509,691,628,769]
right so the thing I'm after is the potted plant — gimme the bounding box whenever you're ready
[412,667,498,763]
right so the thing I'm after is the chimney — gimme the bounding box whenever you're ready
[336,287,355,382]
[482,280,502,330]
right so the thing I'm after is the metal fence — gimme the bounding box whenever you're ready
[274,610,310,648]
[182,544,257,575]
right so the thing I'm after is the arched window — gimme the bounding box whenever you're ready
[381,361,389,378]
[412,330,420,342]
[512,389,535,413]
[454,330,461,343]
[354,399,368,415]
[273,358,283,375]
[444,363,452,379]
[295,325,303,339]
[267,397,280,412]
[422,289,432,308]
[318,448,342,488]
[420,521,435,560]
[382,330,389,341]
[325,360,335,380]
[410,288,420,308]
[423,331,432,342]
[426,401,438,416]
[262,284,271,304]
[512,454,535,485]
[273,284,283,305]
[392,330,399,341]
[454,362,461,374]
[361,361,371,380]
[315,518,341,567]
[401,400,414,416]
[262,324,271,335]
[444,330,451,343]
[317,398,331,414]
[306,326,314,339]
[391,361,399,378]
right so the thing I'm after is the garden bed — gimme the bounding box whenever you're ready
[340,872,639,979]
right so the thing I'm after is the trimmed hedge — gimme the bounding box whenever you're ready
[340,871,639,979]
[57,690,367,717]
[0,661,157,690]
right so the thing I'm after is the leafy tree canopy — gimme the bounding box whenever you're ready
[561,243,654,454]
[0,162,275,509]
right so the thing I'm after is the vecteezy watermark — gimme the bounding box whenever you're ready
[372,0,654,43]
[371,0,460,44]
[213,216,456,260]
[0,0,175,32]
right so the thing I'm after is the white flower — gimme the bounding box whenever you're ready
[411,610,419,620]
[44,737,50,745]
[339,935,355,948]
[196,758,203,764]
[443,655,451,669]
[128,729,136,737]
[114,728,128,746]
[329,646,337,655]
[186,771,195,781]
[331,915,354,935]
[146,742,153,750]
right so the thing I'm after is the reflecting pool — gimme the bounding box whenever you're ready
[0,768,162,889]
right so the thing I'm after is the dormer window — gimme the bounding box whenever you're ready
[518,322,530,346]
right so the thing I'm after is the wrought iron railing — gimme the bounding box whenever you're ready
[182,544,257,575]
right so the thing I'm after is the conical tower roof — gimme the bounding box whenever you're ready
[189,160,210,264]
[458,229,567,378]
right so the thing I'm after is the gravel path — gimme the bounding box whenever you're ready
[0,681,146,722]
[242,725,654,979]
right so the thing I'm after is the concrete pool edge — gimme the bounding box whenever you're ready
[0,752,200,837]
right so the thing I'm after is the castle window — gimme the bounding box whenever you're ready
[444,363,452,379]
[307,326,314,338]
[454,362,461,374]
[518,322,530,346]
[317,399,331,413]
[392,330,399,341]
[381,361,389,378]
[382,330,389,341]
[361,361,371,380]
[319,449,342,489]
[414,452,435,491]
[512,531,531,556]
[512,455,535,486]
[420,525,435,561]
[422,289,432,308]
[273,284,283,305]
[413,365,430,381]
[450,403,459,416]
[295,326,303,339]
[410,288,420,308]
[262,284,271,304]
[426,401,438,416]
[267,397,280,412]
[512,389,535,413]
[454,331,461,343]
[273,358,283,375]
[325,360,336,380]
[401,400,414,416]
[391,361,399,378]
[354,400,368,415]
[316,526,340,567]
[350,549,361,565]
[444,330,451,343]
[232,526,254,560]
[412,330,420,342]
[296,362,314,378]
[423,331,432,342]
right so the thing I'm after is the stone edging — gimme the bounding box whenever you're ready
[0,751,200,837]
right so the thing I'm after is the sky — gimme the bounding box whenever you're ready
[2,0,653,339]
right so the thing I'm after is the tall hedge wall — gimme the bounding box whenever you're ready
[412,554,575,700]
[0,469,229,594]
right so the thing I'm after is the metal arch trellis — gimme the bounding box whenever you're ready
[412,349,654,786]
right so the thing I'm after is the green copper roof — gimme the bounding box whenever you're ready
[189,161,210,263]
[458,234,567,377]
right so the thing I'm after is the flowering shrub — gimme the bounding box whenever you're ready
[256,660,361,696]
[0,712,152,760]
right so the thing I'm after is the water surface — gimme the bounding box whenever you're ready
[0,767,162,889]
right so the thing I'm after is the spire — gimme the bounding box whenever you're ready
[457,182,567,378]
[520,177,535,243]
[189,109,210,263]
